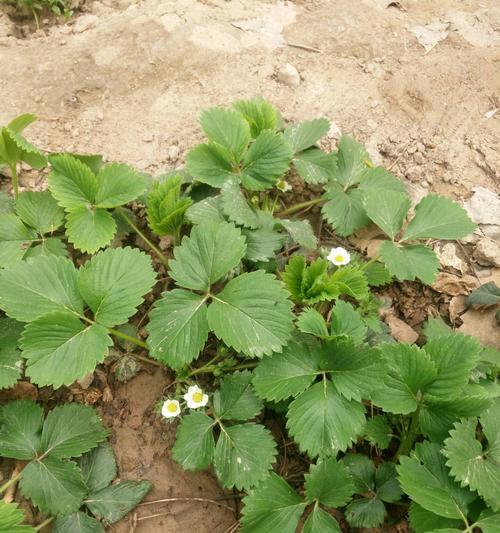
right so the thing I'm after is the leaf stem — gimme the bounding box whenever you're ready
[276,198,324,218]
[395,404,421,460]
[107,327,148,349]
[10,164,18,198]
[115,207,169,267]
[0,471,22,494]
[34,517,54,531]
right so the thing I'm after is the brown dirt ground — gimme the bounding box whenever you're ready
[1,0,499,531]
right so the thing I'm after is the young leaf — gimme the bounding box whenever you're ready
[240,473,307,533]
[233,97,278,138]
[293,148,336,185]
[0,213,37,267]
[78,247,156,327]
[282,254,306,301]
[329,266,369,301]
[363,190,411,240]
[332,135,370,187]
[213,422,277,489]
[330,300,367,344]
[304,457,354,507]
[86,481,151,525]
[208,271,294,358]
[303,506,341,533]
[322,184,369,237]
[169,221,246,291]
[284,118,330,154]
[213,371,263,421]
[297,308,329,338]
[52,512,104,533]
[0,400,43,460]
[20,311,113,388]
[220,179,260,228]
[286,380,366,457]
[15,190,65,234]
[0,501,35,532]
[380,241,439,284]
[278,218,317,250]
[172,412,215,470]
[79,443,117,493]
[93,164,146,208]
[65,206,116,254]
[20,457,87,516]
[402,194,476,241]
[0,318,23,390]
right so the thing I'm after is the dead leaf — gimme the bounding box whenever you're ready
[432,272,478,295]
[449,295,466,322]
[458,309,500,348]
[0,381,38,402]
[385,313,419,343]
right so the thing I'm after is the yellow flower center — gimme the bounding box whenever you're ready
[335,255,344,263]
[167,403,178,413]
[192,392,204,403]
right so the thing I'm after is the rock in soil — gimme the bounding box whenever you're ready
[474,238,500,267]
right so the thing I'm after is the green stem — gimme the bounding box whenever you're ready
[116,207,169,267]
[107,327,147,349]
[34,517,54,531]
[277,198,324,218]
[395,405,421,460]
[10,164,18,199]
[360,254,380,271]
[0,471,22,494]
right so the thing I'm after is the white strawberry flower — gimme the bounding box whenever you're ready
[276,178,292,192]
[184,385,209,409]
[161,399,181,419]
[327,246,351,266]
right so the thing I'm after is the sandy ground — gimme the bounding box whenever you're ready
[1,0,499,531]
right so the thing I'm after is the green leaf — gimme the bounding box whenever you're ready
[363,190,411,240]
[402,194,476,241]
[332,135,370,187]
[186,196,225,225]
[0,213,37,267]
[343,454,375,492]
[240,473,306,533]
[52,512,104,533]
[322,184,369,237]
[68,153,103,174]
[363,261,392,287]
[0,255,83,322]
[233,97,278,138]
[200,107,250,163]
[15,190,65,234]
[169,221,246,291]
[86,480,151,525]
[284,118,330,154]
[297,308,329,338]
[94,163,146,208]
[78,247,156,327]
[371,344,437,414]
[147,289,209,369]
[422,316,452,341]
[213,371,263,421]
[409,503,462,533]
[345,498,386,528]
[24,238,67,259]
[476,509,500,533]
[329,266,369,301]
[303,507,340,533]
[20,456,87,516]
[0,501,35,532]
[208,271,294,358]
[243,227,284,262]
[2,128,46,169]
[0,318,23,390]
[358,166,407,193]
[286,380,366,457]
[172,412,215,470]
[8,114,38,133]
[364,415,392,449]
[21,312,112,388]
[79,443,117,493]
[380,241,439,284]
[293,148,336,184]
[0,400,43,460]
[282,254,305,301]
[214,423,277,489]
[65,206,117,254]
[279,218,317,250]
[0,192,14,214]
[240,131,292,191]
[444,402,500,511]
[467,282,500,307]
[376,462,402,502]
[220,179,260,228]
[186,143,234,188]
[330,300,367,344]
[304,457,354,507]
[397,441,476,519]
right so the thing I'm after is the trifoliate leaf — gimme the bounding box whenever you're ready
[293,148,336,184]
[200,107,250,163]
[86,480,151,525]
[186,143,234,188]
[0,213,37,267]
[380,241,439,284]
[20,311,113,388]
[286,380,366,457]
[0,502,35,532]
[345,498,386,528]
[240,131,292,191]
[303,507,340,533]
[444,402,500,511]
[20,456,87,516]
[172,412,215,470]
[65,206,117,254]
[52,512,104,533]
[214,422,277,489]
[94,163,145,208]
[408,503,462,533]
[363,190,411,240]
[208,271,294,358]
[422,316,452,341]
[371,344,437,414]
[332,135,370,187]
[278,218,317,250]
[363,261,392,287]
[213,371,263,421]
[364,415,392,449]
[322,184,369,237]
[296,308,329,338]
[186,196,225,225]
[304,457,354,507]
[0,400,43,460]
[240,473,306,533]
[233,97,278,138]
[330,300,367,344]
[0,318,23,390]
[147,289,209,369]
[78,247,156,327]
[169,221,246,291]
[243,227,284,262]
[467,282,500,307]
[220,179,260,228]
[284,118,330,154]
[397,441,476,520]
[402,194,476,241]
[79,443,117,493]
[15,190,65,234]
[0,255,83,322]
[358,166,407,193]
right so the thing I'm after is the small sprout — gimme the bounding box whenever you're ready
[327,246,351,266]
[183,385,209,409]
[276,178,292,192]
[161,399,181,419]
